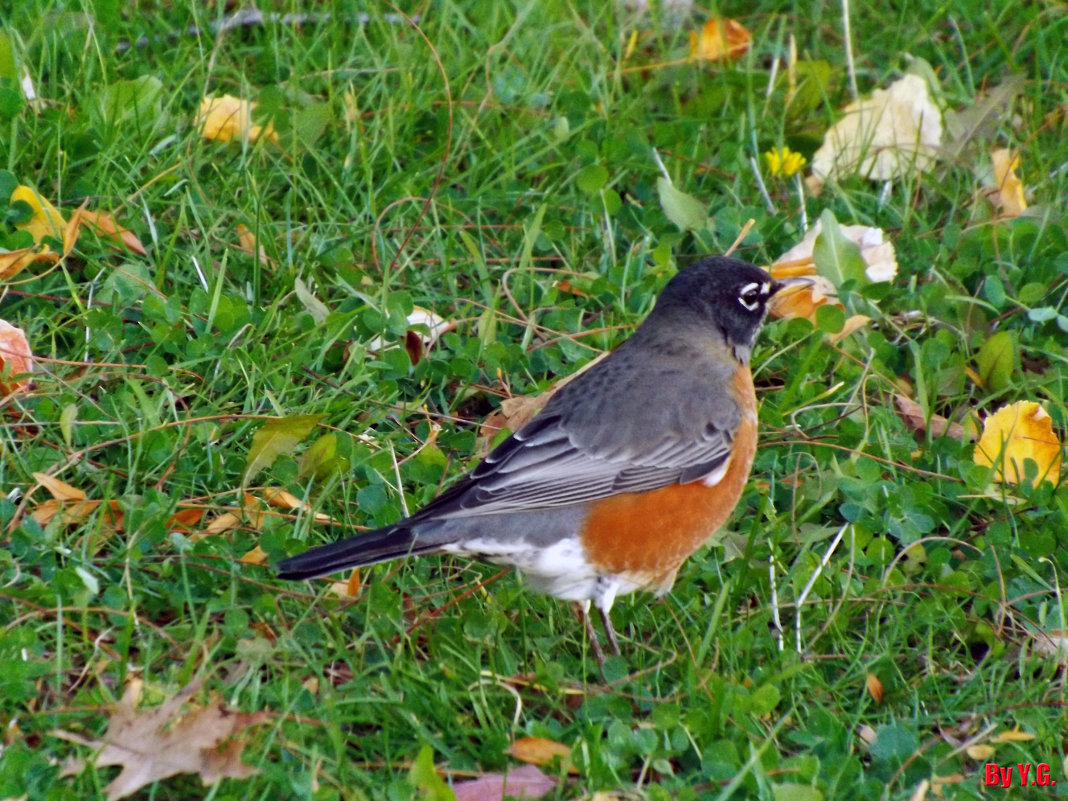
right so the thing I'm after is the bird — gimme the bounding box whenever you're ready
[277,256,800,662]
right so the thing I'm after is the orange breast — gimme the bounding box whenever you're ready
[578,368,758,589]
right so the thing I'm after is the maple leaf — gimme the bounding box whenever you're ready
[54,679,269,800]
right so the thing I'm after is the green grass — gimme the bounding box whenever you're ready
[2,1,1067,799]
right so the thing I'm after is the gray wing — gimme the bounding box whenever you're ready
[417,339,742,521]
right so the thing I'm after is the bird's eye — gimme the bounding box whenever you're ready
[737,281,767,312]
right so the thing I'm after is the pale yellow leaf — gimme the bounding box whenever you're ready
[809,74,943,189]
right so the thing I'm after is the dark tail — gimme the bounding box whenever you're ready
[275,524,436,581]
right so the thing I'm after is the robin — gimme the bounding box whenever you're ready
[277,256,800,661]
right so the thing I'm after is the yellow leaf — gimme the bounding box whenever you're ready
[238,545,269,566]
[973,401,1063,486]
[505,737,574,769]
[11,185,66,244]
[808,74,942,190]
[990,727,1036,743]
[235,223,272,267]
[989,148,1028,217]
[688,18,751,62]
[965,744,996,760]
[197,95,250,141]
[865,673,884,704]
[196,95,278,144]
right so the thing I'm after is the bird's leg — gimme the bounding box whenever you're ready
[576,602,607,668]
[598,605,621,656]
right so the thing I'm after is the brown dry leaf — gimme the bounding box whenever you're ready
[865,673,884,704]
[808,74,943,192]
[196,95,278,144]
[504,737,572,768]
[0,245,55,280]
[973,401,1063,486]
[452,764,557,801]
[0,319,34,396]
[235,224,272,268]
[33,472,86,502]
[238,545,269,566]
[987,149,1028,217]
[261,487,336,525]
[688,17,751,62]
[325,569,362,598]
[893,395,975,442]
[167,507,205,530]
[54,678,268,800]
[79,211,147,256]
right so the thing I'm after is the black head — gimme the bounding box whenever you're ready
[650,256,785,357]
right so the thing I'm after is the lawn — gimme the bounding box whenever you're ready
[1,1,1067,799]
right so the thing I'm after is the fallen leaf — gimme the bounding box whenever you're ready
[688,17,751,62]
[865,673,884,704]
[235,223,272,267]
[367,307,456,360]
[0,245,56,280]
[990,727,1036,743]
[452,764,557,801]
[54,678,268,801]
[973,401,1062,486]
[504,736,572,768]
[769,216,897,323]
[33,472,86,502]
[965,744,996,760]
[808,74,943,192]
[985,149,1028,217]
[195,495,266,541]
[243,414,326,486]
[238,545,269,566]
[80,211,148,255]
[12,185,66,243]
[0,319,33,396]
[196,95,278,144]
[893,395,975,442]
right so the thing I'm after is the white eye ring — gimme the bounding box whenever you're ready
[737,281,767,311]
